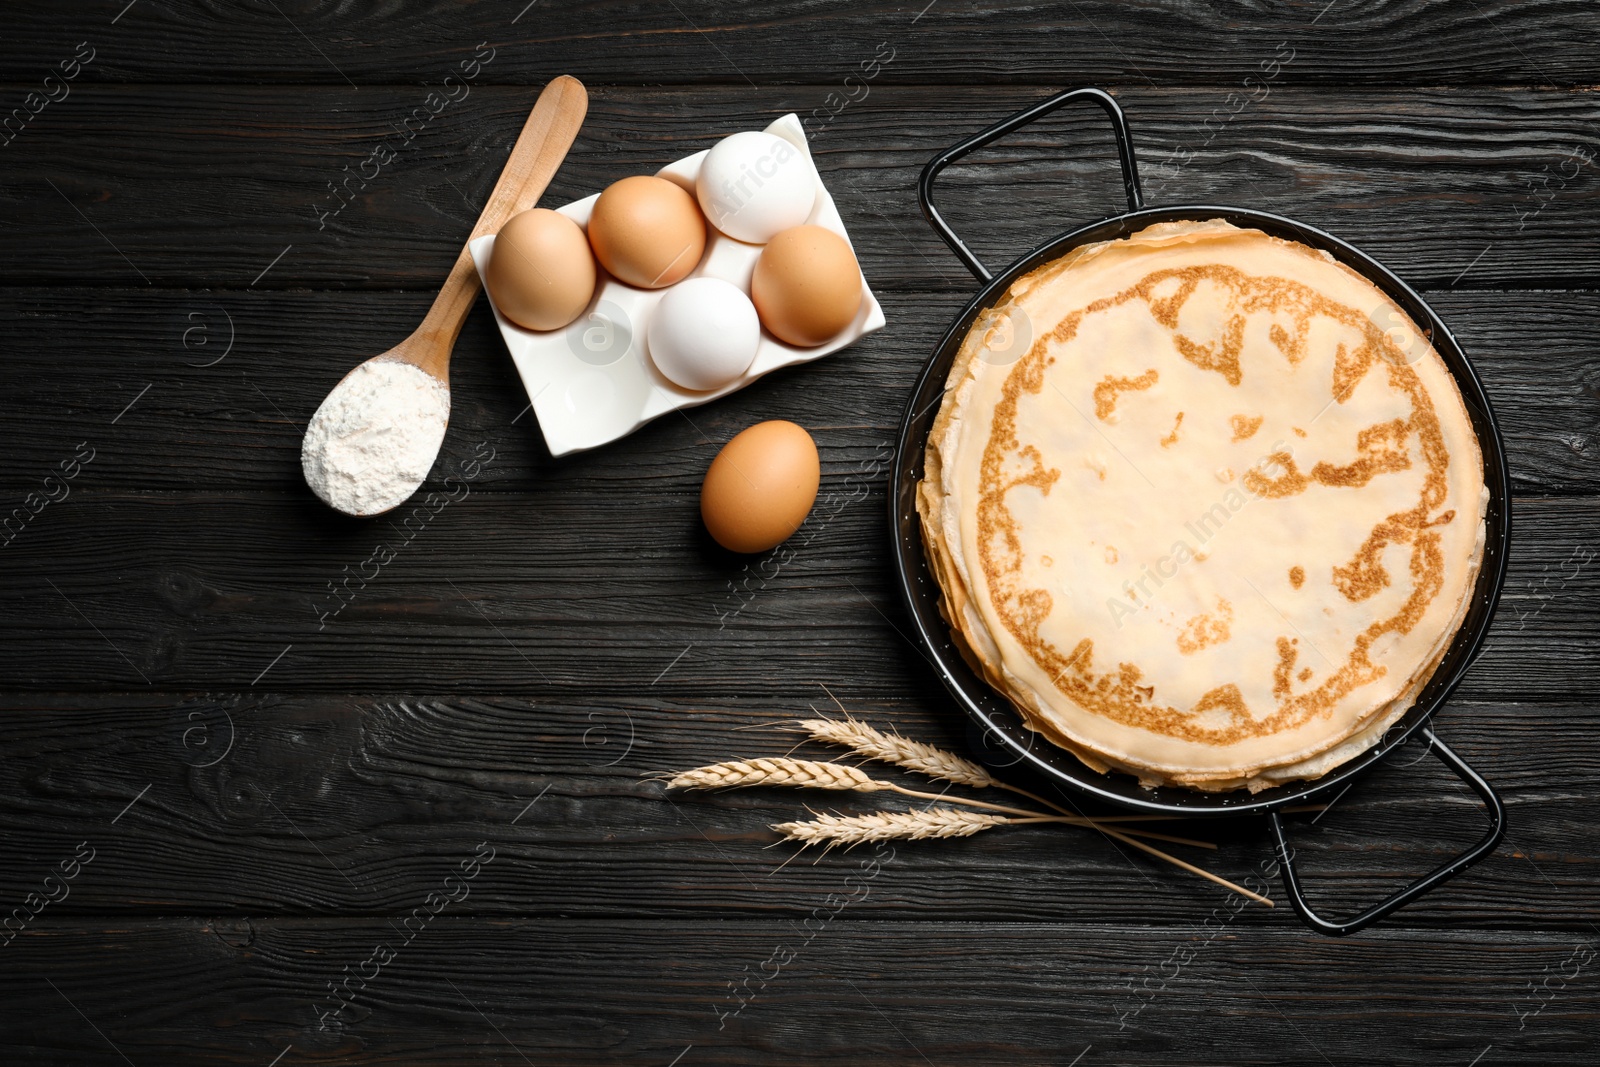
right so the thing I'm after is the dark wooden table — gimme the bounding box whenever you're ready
[3,2,1598,1063]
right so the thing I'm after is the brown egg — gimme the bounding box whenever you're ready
[700,421,820,554]
[485,208,596,331]
[587,175,707,289]
[751,224,863,346]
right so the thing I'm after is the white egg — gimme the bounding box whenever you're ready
[647,277,761,391]
[695,131,817,244]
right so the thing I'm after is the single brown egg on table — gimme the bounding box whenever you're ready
[751,224,863,347]
[587,175,707,289]
[485,208,597,331]
[701,420,820,554]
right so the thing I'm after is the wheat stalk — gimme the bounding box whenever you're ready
[774,809,1208,851]
[669,758,1042,817]
[667,747,1272,906]
[666,757,1216,852]
[795,715,1201,823]
[794,720,1273,904]
[767,805,1268,905]
[774,807,1010,848]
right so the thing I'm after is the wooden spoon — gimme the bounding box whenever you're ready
[302,75,589,516]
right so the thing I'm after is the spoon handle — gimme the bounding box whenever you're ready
[411,75,590,379]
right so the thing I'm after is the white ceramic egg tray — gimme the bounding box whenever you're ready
[469,113,886,457]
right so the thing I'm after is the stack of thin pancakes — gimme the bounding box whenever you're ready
[918,220,1487,792]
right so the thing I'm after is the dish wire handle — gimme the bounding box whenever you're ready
[1269,726,1507,937]
[917,86,1143,284]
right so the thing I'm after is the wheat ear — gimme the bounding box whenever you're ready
[773,807,1010,848]
[796,716,998,788]
[772,809,1222,855]
[668,758,884,792]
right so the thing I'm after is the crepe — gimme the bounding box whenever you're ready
[918,220,1487,791]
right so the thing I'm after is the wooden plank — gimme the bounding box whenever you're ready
[1,918,1596,1065]
[0,491,1592,696]
[0,691,1591,927]
[2,286,1597,495]
[3,0,1597,86]
[1,3,1593,1058]
[3,86,1598,289]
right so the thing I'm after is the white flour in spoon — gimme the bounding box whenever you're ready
[301,359,451,516]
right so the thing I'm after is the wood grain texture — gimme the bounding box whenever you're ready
[3,86,1598,289]
[0,491,1594,696]
[2,2,1598,1062]
[0,692,1591,928]
[1,286,1597,495]
[2,919,1597,1066]
[4,0,1598,86]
